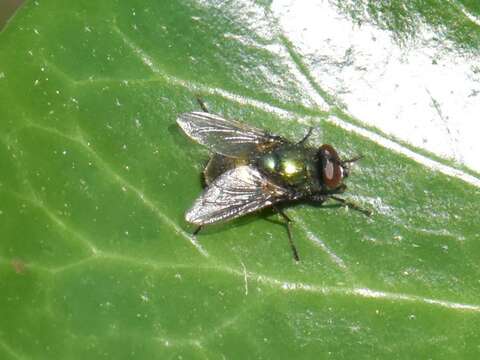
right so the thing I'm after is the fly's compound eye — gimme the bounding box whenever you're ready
[319,144,343,189]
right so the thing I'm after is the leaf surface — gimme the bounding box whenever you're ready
[1,1,480,359]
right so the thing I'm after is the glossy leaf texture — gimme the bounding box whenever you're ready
[1,1,480,359]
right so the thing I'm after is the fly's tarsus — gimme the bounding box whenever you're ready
[274,205,300,262]
[330,196,371,216]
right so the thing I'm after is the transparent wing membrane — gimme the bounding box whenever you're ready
[177,111,284,157]
[186,166,291,225]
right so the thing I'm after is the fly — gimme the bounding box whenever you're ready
[177,98,370,261]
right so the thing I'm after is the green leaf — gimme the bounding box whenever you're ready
[1,1,480,359]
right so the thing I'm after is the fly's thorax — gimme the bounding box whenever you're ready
[256,146,316,187]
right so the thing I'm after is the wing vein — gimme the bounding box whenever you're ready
[186,166,288,225]
[177,111,283,157]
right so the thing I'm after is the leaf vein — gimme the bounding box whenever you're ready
[26,124,209,258]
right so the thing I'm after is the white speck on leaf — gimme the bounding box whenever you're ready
[100,301,112,308]
[350,325,361,333]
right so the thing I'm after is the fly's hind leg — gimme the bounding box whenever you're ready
[273,206,300,262]
[196,96,209,113]
[193,225,203,235]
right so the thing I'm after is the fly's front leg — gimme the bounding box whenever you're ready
[311,194,328,204]
[196,96,209,113]
[273,205,300,262]
[334,184,347,194]
[330,196,371,216]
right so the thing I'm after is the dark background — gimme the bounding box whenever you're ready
[0,0,24,31]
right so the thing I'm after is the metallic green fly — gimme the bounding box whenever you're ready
[178,99,370,261]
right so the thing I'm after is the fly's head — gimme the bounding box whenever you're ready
[317,144,362,193]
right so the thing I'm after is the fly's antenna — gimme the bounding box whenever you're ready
[339,154,363,178]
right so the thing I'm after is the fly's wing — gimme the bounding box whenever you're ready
[186,165,291,225]
[203,153,246,186]
[177,111,285,158]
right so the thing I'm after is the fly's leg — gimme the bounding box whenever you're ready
[193,225,203,235]
[196,96,209,113]
[273,206,300,262]
[297,127,314,145]
[311,194,328,204]
[341,154,363,164]
[330,196,371,216]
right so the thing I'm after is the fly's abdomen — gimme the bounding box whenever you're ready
[204,154,247,186]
